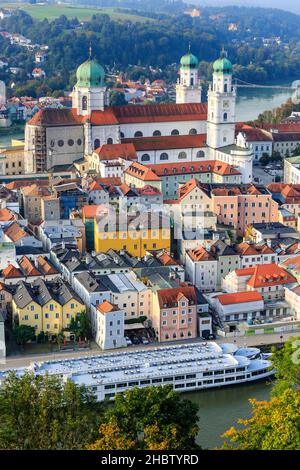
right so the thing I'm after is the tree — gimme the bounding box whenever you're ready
[270,336,300,397]
[0,372,103,450]
[88,385,200,450]
[69,310,90,341]
[13,325,35,347]
[110,90,127,106]
[260,153,270,166]
[222,389,300,450]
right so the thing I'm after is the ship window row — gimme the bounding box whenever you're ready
[101,370,268,396]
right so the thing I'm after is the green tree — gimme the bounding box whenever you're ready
[259,153,270,166]
[270,336,300,396]
[0,372,103,449]
[110,90,127,106]
[69,310,90,341]
[13,325,35,347]
[88,385,200,450]
[222,389,300,450]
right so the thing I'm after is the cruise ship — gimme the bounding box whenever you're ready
[0,342,274,401]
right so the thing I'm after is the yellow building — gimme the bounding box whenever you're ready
[94,211,170,257]
[13,278,86,335]
[0,145,25,175]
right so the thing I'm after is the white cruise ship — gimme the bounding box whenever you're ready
[0,342,274,401]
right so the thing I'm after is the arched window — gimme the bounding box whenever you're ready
[160,153,168,161]
[178,151,187,159]
[189,128,197,135]
[134,131,143,138]
[120,132,125,138]
[153,130,161,136]
[173,333,177,339]
[190,77,194,86]
[94,139,100,150]
[165,334,169,340]
[223,112,228,122]
[171,129,179,135]
[107,138,113,144]
[82,96,87,111]
[141,154,150,162]
[196,150,205,159]
[224,84,228,93]
[180,332,184,338]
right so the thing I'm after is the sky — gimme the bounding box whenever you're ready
[190,0,300,15]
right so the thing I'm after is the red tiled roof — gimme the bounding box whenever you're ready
[157,251,178,266]
[95,177,122,186]
[18,256,41,277]
[94,143,137,161]
[28,108,83,126]
[2,264,23,279]
[36,256,59,275]
[187,246,216,262]
[157,286,197,309]
[125,162,161,181]
[82,205,107,219]
[236,125,273,142]
[217,291,263,305]
[235,242,274,256]
[136,185,162,196]
[97,300,119,313]
[148,160,241,179]
[112,103,207,124]
[0,208,15,222]
[89,180,105,192]
[5,180,49,190]
[3,222,26,242]
[123,134,207,151]
[246,263,296,288]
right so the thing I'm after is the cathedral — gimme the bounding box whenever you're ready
[24,50,253,182]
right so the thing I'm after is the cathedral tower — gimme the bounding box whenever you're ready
[72,51,109,115]
[206,51,236,149]
[176,48,202,104]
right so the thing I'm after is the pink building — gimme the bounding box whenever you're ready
[152,286,198,342]
[209,184,278,235]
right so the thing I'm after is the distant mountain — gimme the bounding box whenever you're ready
[190,1,300,15]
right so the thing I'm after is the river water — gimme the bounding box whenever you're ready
[187,380,273,449]
[236,85,294,121]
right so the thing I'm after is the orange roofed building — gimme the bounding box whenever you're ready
[222,263,297,301]
[152,286,198,342]
[95,300,127,350]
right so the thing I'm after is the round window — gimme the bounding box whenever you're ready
[68,139,74,146]
[77,139,82,146]
[58,140,64,147]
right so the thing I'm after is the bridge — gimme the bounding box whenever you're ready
[234,78,300,90]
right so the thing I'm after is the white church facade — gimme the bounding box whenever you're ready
[24,50,253,182]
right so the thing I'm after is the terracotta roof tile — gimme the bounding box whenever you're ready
[18,256,41,277]
[125,162,161,181]
[187,246,216,262]
[217,291,263,305]
[97,300,119,313]
[157,286,197,309]
[94,143,137,161]
[3,222,27,242]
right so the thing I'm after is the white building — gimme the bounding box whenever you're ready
[210,291,265,324]
[94,300,127,350]
[185,246,218,292]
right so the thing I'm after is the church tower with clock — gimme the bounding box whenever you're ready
[206,50,236,149]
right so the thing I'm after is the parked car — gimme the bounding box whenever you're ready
[141,337,149,345]
[125,336,132,346]
[130,336,140,345]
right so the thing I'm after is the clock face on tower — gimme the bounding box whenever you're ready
[223,100,230,109]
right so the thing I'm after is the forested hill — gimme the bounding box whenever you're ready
[1,5,300,97]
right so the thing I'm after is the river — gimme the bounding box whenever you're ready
[187,380,273,449]
[236,85,294,121]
